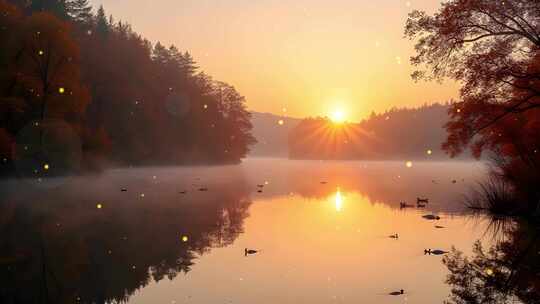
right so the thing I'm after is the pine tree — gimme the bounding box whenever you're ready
[153,42,170,65]
[95,5,108,35]
[180,51,198,77]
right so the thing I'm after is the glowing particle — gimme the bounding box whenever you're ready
[406,161,413,168]
[485,268,494,276]
[278,119,284,125]
[43,163,49,170]
[282,107,287,112]
[181,235,189,242]
[456,108,461,113]
[264,181,269,185]
[140,193,145,198]
[203,104,208,109]
[396,56,402,64]
[58,87,65,94]
[38,50,44,56]
[87,30,92,35]
[132,265,136,269]
[427,149,433,155]
[96,203,103,209]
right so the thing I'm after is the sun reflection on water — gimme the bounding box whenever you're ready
[334,187,343,212]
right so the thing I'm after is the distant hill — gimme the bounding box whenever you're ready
[288,103,473,160]
[249,112,300,157]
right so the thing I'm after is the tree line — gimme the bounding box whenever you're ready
[288,103,458,160]
[0,0,256,177]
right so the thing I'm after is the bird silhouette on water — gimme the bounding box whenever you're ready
[389,289,404,296]
[244,248,259,256]
[422,214,441,220]
[424,249,448,255]
[400,202,413,208]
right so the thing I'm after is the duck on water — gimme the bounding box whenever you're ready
[389,289,404,296]
[424,249,448,255]
[244,248,259,256]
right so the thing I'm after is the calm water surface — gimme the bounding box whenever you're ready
[1,159,495,303]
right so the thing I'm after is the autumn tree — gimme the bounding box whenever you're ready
[405,0,540,211]
[0,9,89,175]
[15,13,89,125]
[405,0,540,155]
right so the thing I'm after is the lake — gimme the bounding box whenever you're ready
[0,158,502,303]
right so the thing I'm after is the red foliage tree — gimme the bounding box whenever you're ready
[405,0,540,210]
[405,0,540,209]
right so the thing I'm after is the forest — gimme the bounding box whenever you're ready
[288,103,460,160]
[0,0,256,177]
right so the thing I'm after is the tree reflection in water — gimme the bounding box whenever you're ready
[0,175,252,304]
[443,219,540,304]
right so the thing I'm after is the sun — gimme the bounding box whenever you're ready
[330,109,346,123]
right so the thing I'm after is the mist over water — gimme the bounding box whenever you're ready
[0,158,499,304]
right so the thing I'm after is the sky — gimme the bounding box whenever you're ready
[92,0,459,122]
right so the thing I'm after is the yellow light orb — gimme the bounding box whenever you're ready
[278,119,284,125]
[203,104,208,109]
[330,109,346,123]
[427,149,433,155]
[43,163,49,170]
[181,235,188,242]
[38,50,44,56]
[97,203,103,209]
[406,161,413,168]
[58,87,65,94]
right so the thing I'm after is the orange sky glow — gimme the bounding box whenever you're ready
[93,0,459,121]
